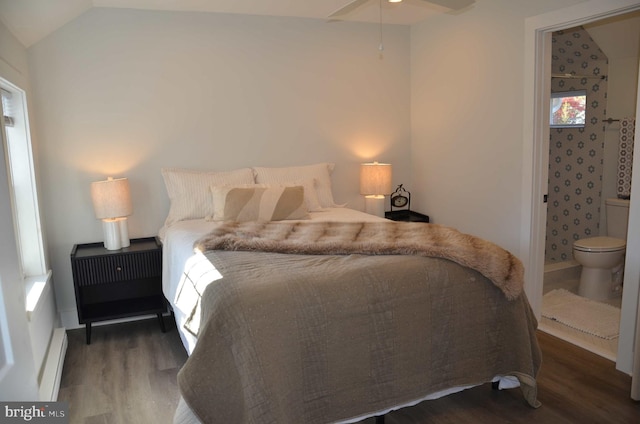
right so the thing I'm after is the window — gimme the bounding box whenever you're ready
[550,90,587,128]
[1,79,47,282]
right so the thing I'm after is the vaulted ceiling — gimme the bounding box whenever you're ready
[0,0,455,47]
[0,0,592,48]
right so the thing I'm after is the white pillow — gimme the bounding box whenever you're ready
[161,167,254,227]
[253,163,336,208]
[292,179,323,212]
[207,184,309,222]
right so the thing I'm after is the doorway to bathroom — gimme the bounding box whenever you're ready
[539,12,640,362]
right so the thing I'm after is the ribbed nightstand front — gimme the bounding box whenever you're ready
[70,237,166,344]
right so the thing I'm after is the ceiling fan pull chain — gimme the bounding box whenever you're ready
[379,0,384,51]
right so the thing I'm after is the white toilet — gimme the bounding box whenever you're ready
[572,198,630,301]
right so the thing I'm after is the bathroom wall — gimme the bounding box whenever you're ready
[585,12,640,230]
[545,26,608,263]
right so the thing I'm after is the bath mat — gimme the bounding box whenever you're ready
[542,289,621,340]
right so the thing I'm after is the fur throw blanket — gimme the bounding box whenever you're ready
[195,221,524,300]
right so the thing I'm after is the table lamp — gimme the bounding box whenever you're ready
[91,177,133,250]
[360,162,392,217]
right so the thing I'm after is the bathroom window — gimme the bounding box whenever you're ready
[550,90,586,128]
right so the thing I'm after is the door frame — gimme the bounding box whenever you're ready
[521,0,640,377]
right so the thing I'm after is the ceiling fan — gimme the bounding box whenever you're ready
[328,0,476,19]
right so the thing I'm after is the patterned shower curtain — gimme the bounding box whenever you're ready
[618,117,636,199]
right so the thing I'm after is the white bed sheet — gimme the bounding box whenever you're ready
[162,207,521,423]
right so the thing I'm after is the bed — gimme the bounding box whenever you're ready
[160,164,542,424]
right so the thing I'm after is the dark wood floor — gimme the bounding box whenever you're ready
[58,318,639,423]
[58,317,188,424]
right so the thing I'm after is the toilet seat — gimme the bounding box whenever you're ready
[573,236,626,253]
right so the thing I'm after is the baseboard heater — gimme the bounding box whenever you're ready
[39,327,67,401]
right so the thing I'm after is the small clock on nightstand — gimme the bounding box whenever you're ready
[385,184,430,223]
[390,184,410,209]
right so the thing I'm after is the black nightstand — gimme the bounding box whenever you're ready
[385,210,430,223]
[70,237,167,344]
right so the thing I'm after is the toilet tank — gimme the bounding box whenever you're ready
[606,198,630,240]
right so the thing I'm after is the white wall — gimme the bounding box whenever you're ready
[602,54,639,204]
[0,19,39,400]
[591,12,640,231]
[410,1,528,255]
[26,8,412,328]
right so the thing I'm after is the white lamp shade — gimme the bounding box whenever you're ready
[360,162,392,196]
[91,177,133,219]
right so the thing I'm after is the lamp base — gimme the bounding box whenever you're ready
[364,195,386,218]
[102,219,121,250]
[101,218,130,250]
[118,217,130,248]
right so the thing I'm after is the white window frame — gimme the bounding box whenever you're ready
[1,78,49,316]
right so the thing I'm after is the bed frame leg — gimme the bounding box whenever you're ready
[375,415,385,424]
[492,381,500,390]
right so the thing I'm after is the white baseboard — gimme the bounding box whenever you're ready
[39,327,67,401]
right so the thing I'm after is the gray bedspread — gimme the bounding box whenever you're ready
[177,240,541,423]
